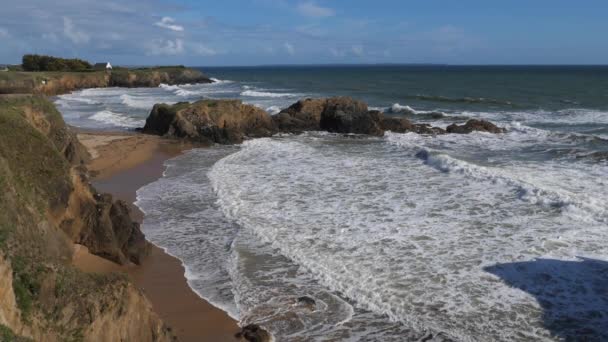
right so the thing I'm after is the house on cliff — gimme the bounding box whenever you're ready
[94,62,112,70]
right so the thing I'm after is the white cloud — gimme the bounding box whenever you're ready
[297,1,334,18]
[42,32,59,43]
[63,17,90,44]
[351,45,364,57]
[155,17,184,32]
[329,47,344,58]
[192,43,217,56]
[284,42,295,55]
[146,38,184,55]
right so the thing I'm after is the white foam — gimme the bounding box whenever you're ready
[120,94,156,109]
[390,103,417,114]
[241,90,297,98]
[208,133,608,341]
[159,83,180,91]
[89,110,145,128]
[210,77,232,84]
[265,106,281,115]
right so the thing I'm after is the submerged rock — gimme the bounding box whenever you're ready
[143,99,278,144]
[235,324,272,342]
[446,119,505,134]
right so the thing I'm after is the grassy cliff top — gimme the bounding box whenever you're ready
[0,66,210,95]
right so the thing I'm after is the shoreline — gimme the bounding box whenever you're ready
[73,130,239,341]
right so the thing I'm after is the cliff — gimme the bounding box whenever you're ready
[0,95,172,341]
[0,67,211,96]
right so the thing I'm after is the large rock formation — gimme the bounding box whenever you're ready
[143,96,505,143]
[0,95,169,341]
[143,100,278,144]
[272,98,327,132]
[274,97,450,136]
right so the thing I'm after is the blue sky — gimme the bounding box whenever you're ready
[1,0,607,66]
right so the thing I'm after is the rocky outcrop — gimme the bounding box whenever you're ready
[109,67,211,88]
[319,98,385,136]
[143,100,278,144]
[0,67,211,96]
[0,95,169,341]
[274,97,450,136]
[235,324,272,342]
[446,119,506,134]
[79,193,148,265]
[143,97,505,143]
[272,98,327,132]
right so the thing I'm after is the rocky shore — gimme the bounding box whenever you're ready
[0,76,505,341]
[143,96,505,144]
[0,95,172,340]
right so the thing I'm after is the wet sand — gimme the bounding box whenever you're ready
[73,131,239,342]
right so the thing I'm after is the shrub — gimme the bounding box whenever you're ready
[22,55,92,72]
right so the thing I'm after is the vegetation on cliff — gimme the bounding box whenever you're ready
[0,95,171,341]
[21,55,92,72]
[0,64,211,95]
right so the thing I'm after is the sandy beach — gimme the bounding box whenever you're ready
[73,130,239,342]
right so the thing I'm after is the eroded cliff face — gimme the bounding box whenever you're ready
[0,95,172,341]
[0,67,211,96]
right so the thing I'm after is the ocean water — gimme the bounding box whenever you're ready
[56,66,608,341]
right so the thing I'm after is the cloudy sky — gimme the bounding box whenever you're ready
[1,0,607,66]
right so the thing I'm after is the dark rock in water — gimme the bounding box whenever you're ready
[272,98,327,132]
[143,99,278,144]
[413,123,447,135]
[381,116,415,132]
[381,117,446,135]
[274,96,373,134]
[446,119,505,134]
[321,107,385,136]
[235,324,271,342]
[296,296,317,310]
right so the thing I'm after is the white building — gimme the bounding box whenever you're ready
[94,62,112,70]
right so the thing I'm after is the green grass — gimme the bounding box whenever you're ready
[0,324,33,342]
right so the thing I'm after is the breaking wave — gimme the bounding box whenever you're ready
[89,110,145,128]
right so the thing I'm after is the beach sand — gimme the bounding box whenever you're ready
[72,131,239,342]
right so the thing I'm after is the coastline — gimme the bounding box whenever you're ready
[73,130,239,341]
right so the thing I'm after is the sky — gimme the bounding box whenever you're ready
[1,0,607,66]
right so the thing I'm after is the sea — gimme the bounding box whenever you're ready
[55,65,608,341]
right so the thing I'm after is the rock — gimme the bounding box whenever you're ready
[143,100,277,144]
[381,116,415,132]
[79,193,149,265]
[381,117,446,135]
[272,98,327,132]
[274,97,374,134]
[235,324,271,342]
[412,123,447,135]
[446,119,505,134]
[297,296,317,311]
